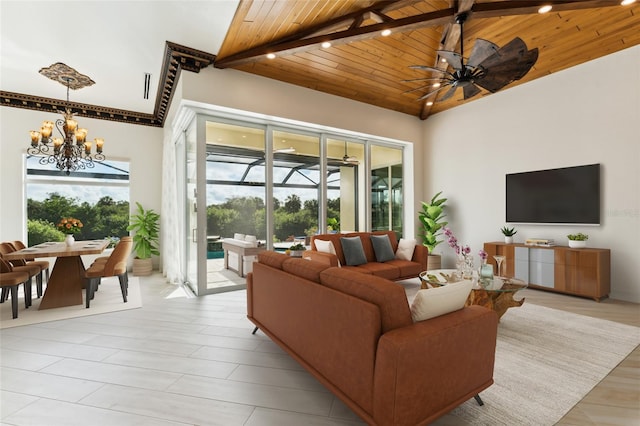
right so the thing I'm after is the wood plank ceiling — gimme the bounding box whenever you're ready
[215,0,640,120]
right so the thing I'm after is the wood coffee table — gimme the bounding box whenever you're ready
[420,269,527,320]
[466,276,527,320]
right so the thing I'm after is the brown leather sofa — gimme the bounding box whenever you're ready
[302,230,427,281]
[247,251,499,426]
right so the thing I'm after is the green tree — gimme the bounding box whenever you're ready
[27,219,65,245]
[283,194,301,213]
[26,194,129,243]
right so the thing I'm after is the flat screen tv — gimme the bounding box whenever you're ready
[505,164,600,225]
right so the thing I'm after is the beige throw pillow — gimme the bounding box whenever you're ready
[410,280,473,322]
[314,239,341,266]
[395,238,416,261]
[315,239,337,255]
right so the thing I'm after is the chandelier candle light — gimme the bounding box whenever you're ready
[27,76,105,175]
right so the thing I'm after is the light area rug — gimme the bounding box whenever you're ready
[0,276,142,329]
[432,302,640,425]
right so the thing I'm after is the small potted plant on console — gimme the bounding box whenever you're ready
[501,226,517,244]
[567,232,588,248]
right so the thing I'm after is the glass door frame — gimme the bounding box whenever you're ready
[173,105,415,296]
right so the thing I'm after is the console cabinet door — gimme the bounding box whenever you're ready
[555,248,608,298]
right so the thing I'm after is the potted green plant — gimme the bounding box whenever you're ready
[418,191,448,270]
[501,226,517,244]
[127,202,160,276]
[567,232,588,248]
[288,243,306,257]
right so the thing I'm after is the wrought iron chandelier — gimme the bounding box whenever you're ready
[28,74,105,175]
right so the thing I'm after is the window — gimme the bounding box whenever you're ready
[25,155,130,245]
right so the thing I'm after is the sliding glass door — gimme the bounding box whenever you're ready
[174,109,409,295]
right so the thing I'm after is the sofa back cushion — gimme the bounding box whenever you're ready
[282,258,331,283]
[312,231,400,266]
[257,251,288,269]
[319,267,412,333]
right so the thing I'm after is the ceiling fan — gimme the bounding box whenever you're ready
[341,142,359,165]
[404,12,538,103]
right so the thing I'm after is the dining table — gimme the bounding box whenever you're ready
[3,239,110,309]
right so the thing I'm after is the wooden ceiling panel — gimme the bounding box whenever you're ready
[217,0,640,119]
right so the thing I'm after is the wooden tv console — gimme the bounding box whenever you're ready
[483,242,610,301]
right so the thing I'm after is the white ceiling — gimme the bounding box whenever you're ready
[0,0,240,113]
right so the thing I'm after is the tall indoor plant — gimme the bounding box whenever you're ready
[418,191,448,270]
[127,202,160,276]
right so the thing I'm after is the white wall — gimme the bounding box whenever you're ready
[0,108,163,266]
[423,45,640,302]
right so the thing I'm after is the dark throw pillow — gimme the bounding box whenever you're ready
[340,236,367,266]
[370,234,395,262]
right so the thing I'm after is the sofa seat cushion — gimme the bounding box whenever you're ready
[384,259,423,278]
[320,267,412,333]
[356,262,400,280]
[340,265,373,275]
[282,258,331,283]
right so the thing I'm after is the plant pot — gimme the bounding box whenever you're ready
[132,257,153,276]
[427,254,441,270]
[289,250,304,258]
[504,236,513,244]
[568,240,586,248]
[65,234,75,247]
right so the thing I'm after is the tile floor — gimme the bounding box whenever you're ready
[1,273,638,425]
[0,274,364,426]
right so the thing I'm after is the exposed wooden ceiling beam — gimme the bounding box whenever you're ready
[215,0,622,69]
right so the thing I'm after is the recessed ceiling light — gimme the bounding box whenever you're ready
[426,101,434,106]
[538,5,552,13]
[621,0,636,5]
[266,53,276,59]
[321,41,332,49]
[441,58,447,63]
[381,29,392,37]
[432,82,441,88]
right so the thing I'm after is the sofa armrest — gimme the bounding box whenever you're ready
[372,306,498,426]
[412,244,429,271]
[302,250,339,267]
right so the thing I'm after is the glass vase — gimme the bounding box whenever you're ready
[463,255,474,280]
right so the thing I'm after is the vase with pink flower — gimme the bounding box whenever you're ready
[444,227,476,280]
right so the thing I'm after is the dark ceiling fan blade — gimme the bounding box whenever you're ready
[436,50,462,70]
[438,84,459,101]
[416,82,453,101]
[477,37,530,71]
[467,39,499,68]
[476,46,538,93]
[463,83,482,100]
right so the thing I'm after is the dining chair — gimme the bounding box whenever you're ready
[84,236,132,308]
[0,242,38,307]
[12,240,50,298]
[0,258,32,318]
